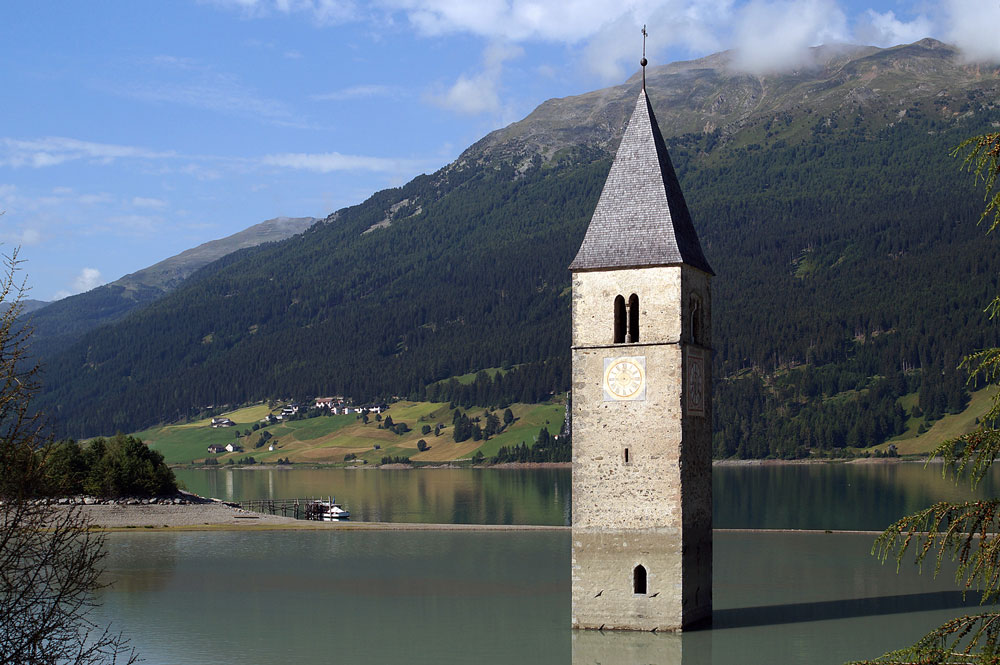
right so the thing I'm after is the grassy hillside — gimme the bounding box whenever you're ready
[887,387,999,455]
[137,399,565,466]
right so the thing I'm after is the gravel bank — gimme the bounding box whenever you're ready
[68,502,303,529]
[56,503,568,531]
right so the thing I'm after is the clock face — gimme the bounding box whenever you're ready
[603,356,646,401]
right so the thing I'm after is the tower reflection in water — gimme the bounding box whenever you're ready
[572,629,710,665]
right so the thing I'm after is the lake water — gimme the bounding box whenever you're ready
[95,464,1000,664]
[95,530,993,665]
[174,461,1000,528]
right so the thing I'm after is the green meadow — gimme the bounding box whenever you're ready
[135,398,565,466]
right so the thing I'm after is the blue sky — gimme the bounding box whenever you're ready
[2,0,996,301]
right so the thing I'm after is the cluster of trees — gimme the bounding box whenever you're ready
[41,435,177,498]
[450,408,511,443]
[423,362,567,409]
[713,358,974,459]
[490,427,569,463]
[713,371,914,459]
[380,456,411,465]
[376,415,409,435]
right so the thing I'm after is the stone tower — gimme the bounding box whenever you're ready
[569,87,713,632]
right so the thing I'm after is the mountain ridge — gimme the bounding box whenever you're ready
[27,216,316,360]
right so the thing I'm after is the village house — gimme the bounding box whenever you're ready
[225,442,243,453]
[211,417,235,428]
[207,444,226,454]
[314,397,335,409]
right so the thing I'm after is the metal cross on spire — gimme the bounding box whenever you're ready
[641,25,648,91]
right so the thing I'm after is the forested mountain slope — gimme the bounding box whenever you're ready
[35,40,1000,457]
[27,216,316,361]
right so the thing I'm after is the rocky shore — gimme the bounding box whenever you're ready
[30,490,302,529]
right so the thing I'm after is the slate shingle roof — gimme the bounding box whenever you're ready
[569,90,714,275]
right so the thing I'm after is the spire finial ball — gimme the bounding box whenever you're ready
[640,57,647,67]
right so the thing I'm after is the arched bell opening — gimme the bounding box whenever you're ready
[628,293,639,343]
[613,295,626,343]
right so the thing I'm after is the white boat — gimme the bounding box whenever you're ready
[305,498,350,521]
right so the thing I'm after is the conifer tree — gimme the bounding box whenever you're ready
[852,133,1000,665]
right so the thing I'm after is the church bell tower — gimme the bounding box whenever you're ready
[569,71,714,631]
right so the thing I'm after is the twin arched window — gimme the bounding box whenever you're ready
[614,294,639,343]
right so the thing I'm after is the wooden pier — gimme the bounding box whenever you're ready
[236,498,306,519]
[236,497,346,521]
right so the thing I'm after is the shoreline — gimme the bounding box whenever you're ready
[172,457,933,471]
[64,503,891,535]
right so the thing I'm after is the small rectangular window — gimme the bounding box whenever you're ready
[623,448,630,464]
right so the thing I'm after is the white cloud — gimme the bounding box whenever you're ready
[104,56,312,128]
[260,151,427,173]
[150,55,200,69]
[311,84,401,101]
[283,49,304,59]
[394,0,635,42]
[203,0,358,25]
[209,0,737,80]
[17,228,42,246]
[580,2,736,81]
[945,0,1000,63]
[428,42,523,115]
[121,79,302,127]
[0,137,173,169]
[72,267,103,294]
[180,163,224,181]
[855,10,932,48]
[79,193,114,205]
[99,214,161,236]
[132,197,168,208]
[582,14,644,82]
[732,0,849,74]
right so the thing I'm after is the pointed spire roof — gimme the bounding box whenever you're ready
[569,89,714,275]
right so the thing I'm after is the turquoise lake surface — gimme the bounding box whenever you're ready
[93,464,1000,664]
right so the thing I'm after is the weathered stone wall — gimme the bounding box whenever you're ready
[572,267,683,347]
[571,528,683,631]
[571,265,712,631]
[571,344,683,529]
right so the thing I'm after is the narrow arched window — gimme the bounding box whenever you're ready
[614,295,626,343]
[633,565,647,595]
[691,296,702,345]
[628,294,639,343]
